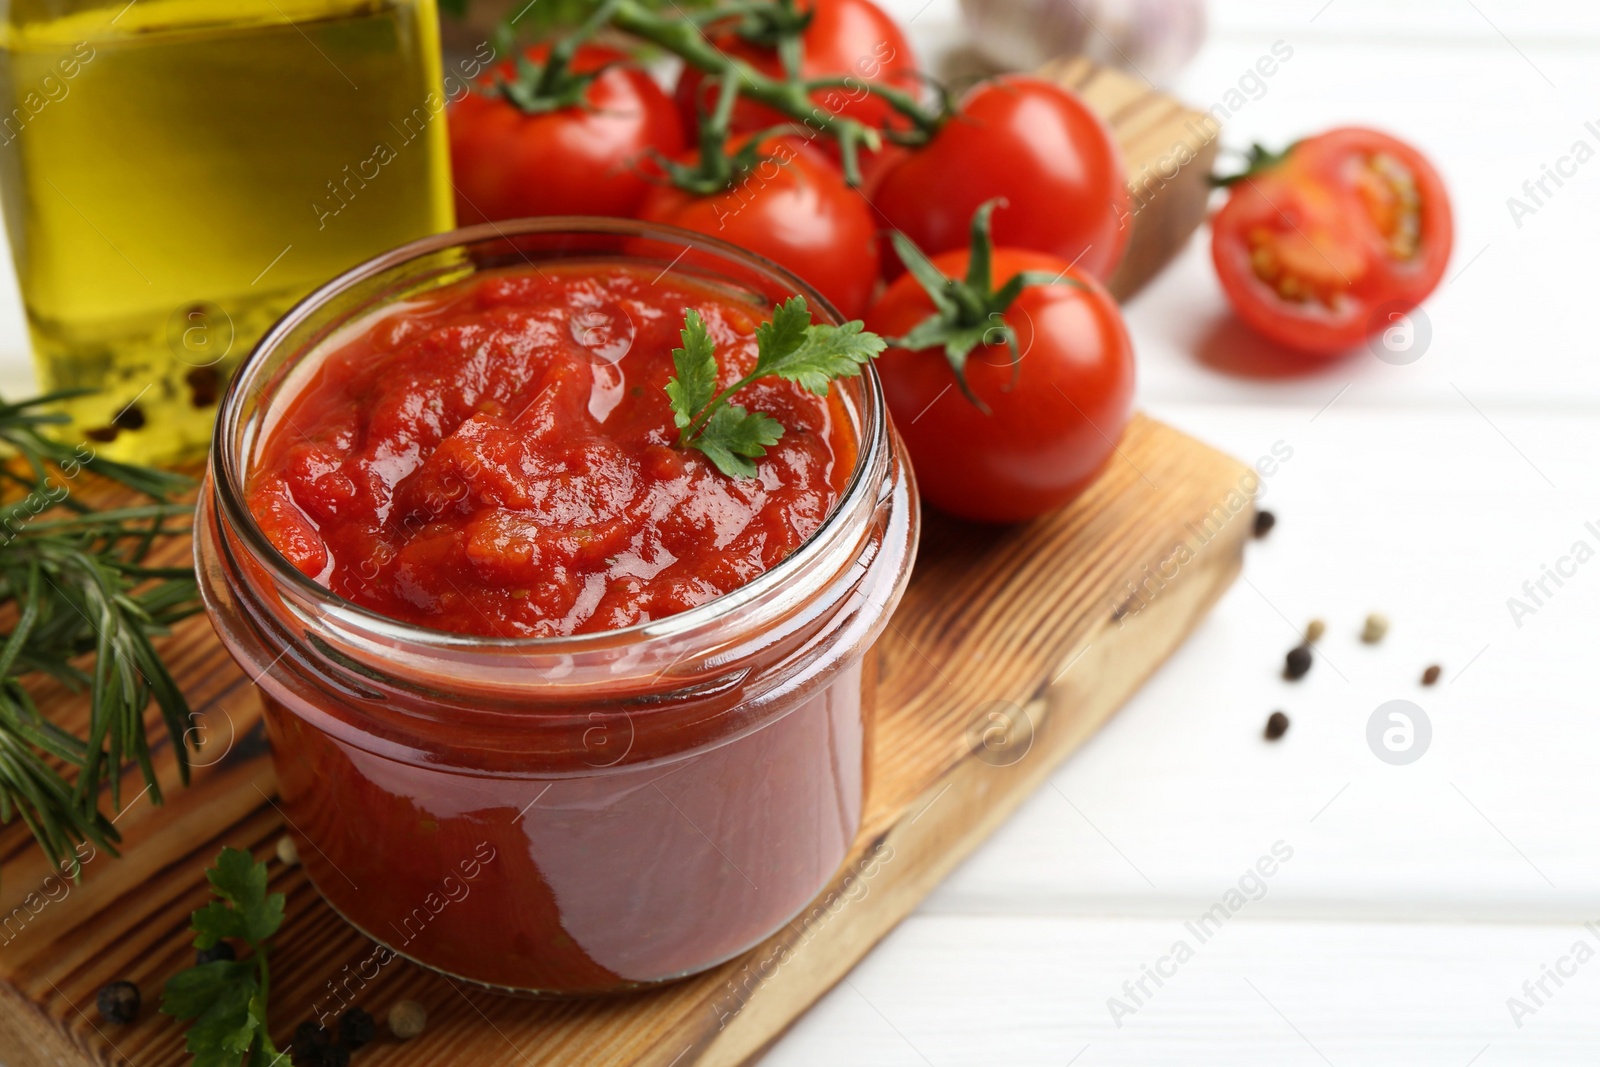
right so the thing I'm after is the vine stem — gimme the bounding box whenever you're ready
[695,68,744,186]
[802,74,945,142]
[611,0,886,184]
[535,0,625,95]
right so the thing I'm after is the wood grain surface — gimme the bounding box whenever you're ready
[0,415,1250,1066]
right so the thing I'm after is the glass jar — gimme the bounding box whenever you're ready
[0,0,458,463]
[195,218,919,994]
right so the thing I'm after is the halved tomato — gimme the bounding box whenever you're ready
[1211,127,1453,356]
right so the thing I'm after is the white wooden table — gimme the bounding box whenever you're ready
[2,2,1595,1062]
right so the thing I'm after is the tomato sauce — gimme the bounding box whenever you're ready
[246,264,853,637]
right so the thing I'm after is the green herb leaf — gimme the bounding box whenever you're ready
[753,297,886,395]
[200,845,284,946]
[663,297,885,478]
[692,404,785,479]
[162,848,285,1067]
[665,310,719,431]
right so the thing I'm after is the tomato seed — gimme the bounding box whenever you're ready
[1361,613,1389,644]
[1305,619,1326,644]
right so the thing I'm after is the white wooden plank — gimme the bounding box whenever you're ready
[1129,29,1600,410]
[911,404,1600,922]
[887,0,1600,50]
[762,914,1600,1066]
[765,401,1600,1059]
[1208,0,1600,42]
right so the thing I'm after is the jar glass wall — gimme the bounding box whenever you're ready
[195,218,918,994]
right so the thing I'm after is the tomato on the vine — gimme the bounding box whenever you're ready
[1211,127,1453,356]
[865,205,1135,524]
[637,135,880,319]
[871,76,1131,283]
[449,44,685,223]
[673,0,919,145]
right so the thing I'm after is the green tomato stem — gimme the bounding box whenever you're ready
[801,75,945,138]
[535,0,624,96]
[610,0,887,185]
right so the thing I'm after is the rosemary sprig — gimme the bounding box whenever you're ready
[0,391,200,889]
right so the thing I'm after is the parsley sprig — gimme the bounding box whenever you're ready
[161,847,287,1067]
[666,296,885,478]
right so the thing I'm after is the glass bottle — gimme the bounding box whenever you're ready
[0,0,458,462]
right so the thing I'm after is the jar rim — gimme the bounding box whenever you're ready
[209,215,891,655]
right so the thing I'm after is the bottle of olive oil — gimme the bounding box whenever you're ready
[0,0,456,462]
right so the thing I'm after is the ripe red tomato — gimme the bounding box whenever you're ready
[449,45,685,223]
[871,77,1131,282]
[636,136,880,319]
[673,0,918,143]
[866,247,1135,523]
[1211,127,1453,356]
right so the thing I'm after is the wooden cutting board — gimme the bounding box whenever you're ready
[0,62,1231,1067]
[0,415,1252,1067]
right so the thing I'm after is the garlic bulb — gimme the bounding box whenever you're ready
[960,0,1207,85]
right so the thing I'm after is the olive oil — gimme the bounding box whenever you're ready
[0,0,455,462]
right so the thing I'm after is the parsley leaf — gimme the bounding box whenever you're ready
[664,297,885,478]
[754,299,887,395]
[161,847,285,1067]
[664,310,719,431]
[692,404,785,479]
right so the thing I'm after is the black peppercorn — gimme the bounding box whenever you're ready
[96,981,141,1025]
[339,1008,376,1050]
[292,1020,332,1062]
[195,941,236,965]
[1252,510,1276,539]
[1264,711,1290,741]
[1284,644,1313,680]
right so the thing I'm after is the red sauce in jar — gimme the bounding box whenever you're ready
[246,264,854,637]
[202,251,913,996]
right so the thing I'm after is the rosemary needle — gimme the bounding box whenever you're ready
[0,391,200,889]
